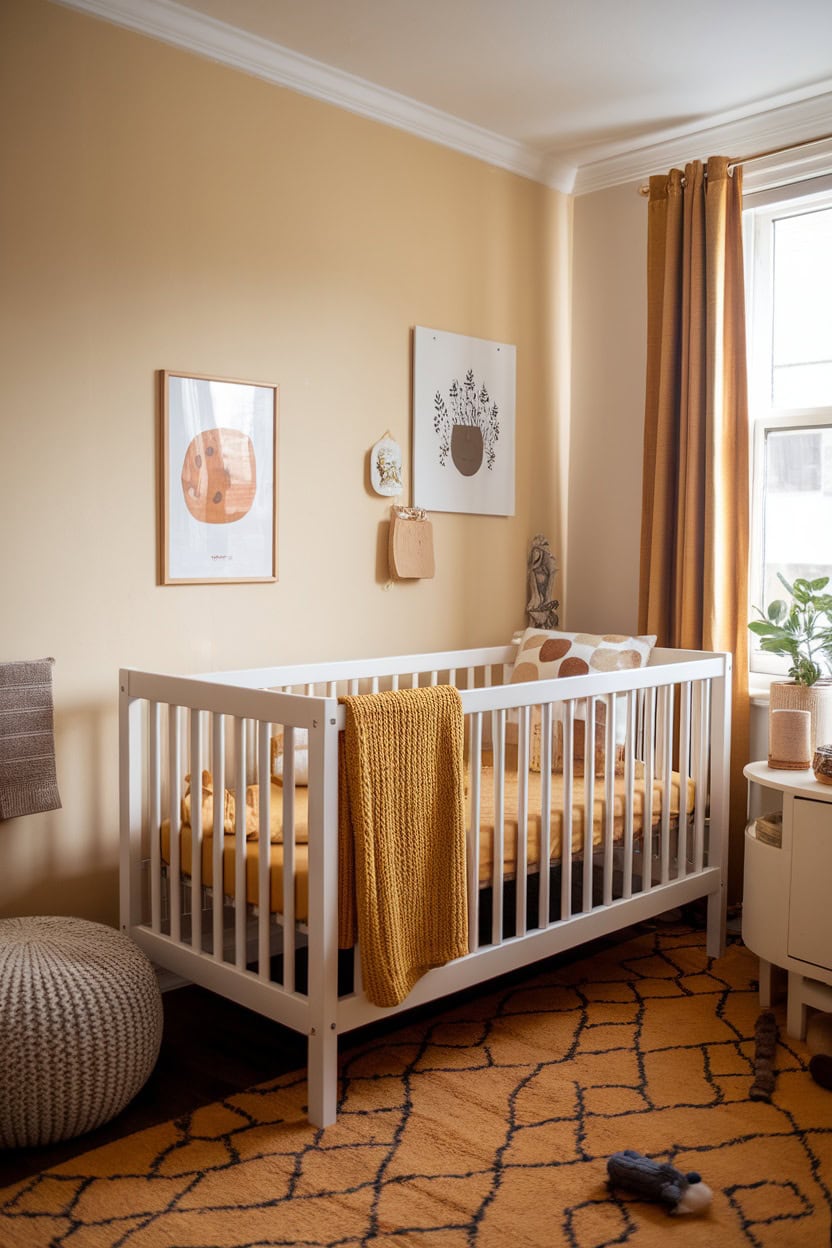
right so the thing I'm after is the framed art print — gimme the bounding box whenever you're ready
[412,326,515,516]
[159,370,278,584]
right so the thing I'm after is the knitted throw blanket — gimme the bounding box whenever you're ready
[338,686,468,1008]
[0,658,62,820]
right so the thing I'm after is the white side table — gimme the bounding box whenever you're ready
[743,761,832,1038]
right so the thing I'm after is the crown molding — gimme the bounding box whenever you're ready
[50,0,575,192]
[49,0,832,198]
[572,87,832,195]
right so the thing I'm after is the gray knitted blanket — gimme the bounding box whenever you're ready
[0,658,62,820]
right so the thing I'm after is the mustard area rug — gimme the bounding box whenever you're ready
[2,926,832,1247]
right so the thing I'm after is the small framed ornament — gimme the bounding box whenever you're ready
[370,433,403,497]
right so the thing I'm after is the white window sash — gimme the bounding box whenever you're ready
[744,183,832,678]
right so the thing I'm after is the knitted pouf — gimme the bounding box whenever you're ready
[0,915,163,1148]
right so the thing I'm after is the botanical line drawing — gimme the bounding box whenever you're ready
[433,369,500,476]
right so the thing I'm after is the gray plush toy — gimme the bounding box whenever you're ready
[607,1150,712,1215]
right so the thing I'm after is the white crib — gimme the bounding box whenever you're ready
[119,643,731,1127]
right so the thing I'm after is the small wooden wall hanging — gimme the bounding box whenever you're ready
[389,506,435,579]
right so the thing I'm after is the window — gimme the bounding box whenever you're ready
[744,180,832,676]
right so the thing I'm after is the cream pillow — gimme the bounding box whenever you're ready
[271,728,309,785]
[510,628,656,774]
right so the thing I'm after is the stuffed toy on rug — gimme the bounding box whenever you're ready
[607,1150,712,1214]
[750,1010,778,1101]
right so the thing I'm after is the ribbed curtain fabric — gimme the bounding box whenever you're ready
[639,156,749,899]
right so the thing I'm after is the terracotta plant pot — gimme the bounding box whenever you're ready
[450,425,483,476]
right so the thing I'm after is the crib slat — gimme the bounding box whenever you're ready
[602,712,615,908]
[643,688,656,893]
[516,705,529,937]
[190,710,203,953]
[561,701,574,921]
[258,723,271,979]
[212,714,225,962]
[119,691,144,934]
[168,705,182,943]
[491,709,505,945]
[678,682,691,878]
[621,693,634,900]
[539,702,552,929]
[234,718,246,970]
[467,712,482,954]
[660,685,673,885]
[149,701,161,934]
[693,680,709,871]
[583,698,595,915]
[282,726,296,993]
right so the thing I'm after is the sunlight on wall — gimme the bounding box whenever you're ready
[0,0,567,922]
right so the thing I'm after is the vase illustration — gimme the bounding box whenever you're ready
[451,425,483,476]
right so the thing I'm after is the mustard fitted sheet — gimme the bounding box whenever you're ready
[160,762,693,921]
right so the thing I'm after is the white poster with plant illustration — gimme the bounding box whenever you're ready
[413,326,515,516]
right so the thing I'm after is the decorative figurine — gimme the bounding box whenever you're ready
[526,534,559,629]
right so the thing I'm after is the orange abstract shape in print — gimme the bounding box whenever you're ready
[181,427,257,525]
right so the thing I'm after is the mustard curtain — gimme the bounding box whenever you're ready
[639,156,749,900]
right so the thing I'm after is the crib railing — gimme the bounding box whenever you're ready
[120,644,730,1125]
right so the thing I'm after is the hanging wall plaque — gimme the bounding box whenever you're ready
[388,506,435,579]
[370,433,403,496]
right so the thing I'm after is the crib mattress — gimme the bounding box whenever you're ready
[160,763,693,922]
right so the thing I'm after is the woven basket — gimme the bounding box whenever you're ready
[0,915,162,1148]
[814,743,832,786]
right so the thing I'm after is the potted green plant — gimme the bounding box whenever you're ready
[749,574,832,756]
[749,574,832,685]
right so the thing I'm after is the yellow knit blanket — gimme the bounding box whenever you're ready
[338,686,468,1008]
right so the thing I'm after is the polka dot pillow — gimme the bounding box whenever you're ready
[511,628,656,683]
[511,628,656,774]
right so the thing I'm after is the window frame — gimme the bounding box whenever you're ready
[743,176,832,680]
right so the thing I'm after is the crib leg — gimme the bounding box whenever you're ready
[706,883,726,959]
[307,1024,338,1128]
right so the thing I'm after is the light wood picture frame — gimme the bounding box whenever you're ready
[159,370,279,585]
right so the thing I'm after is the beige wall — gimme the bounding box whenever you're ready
[0,0,569,923]
[567,181,647,634]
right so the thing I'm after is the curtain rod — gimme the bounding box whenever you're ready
[637,130,832,196]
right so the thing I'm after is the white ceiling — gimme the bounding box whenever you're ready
[59,0,832,191]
